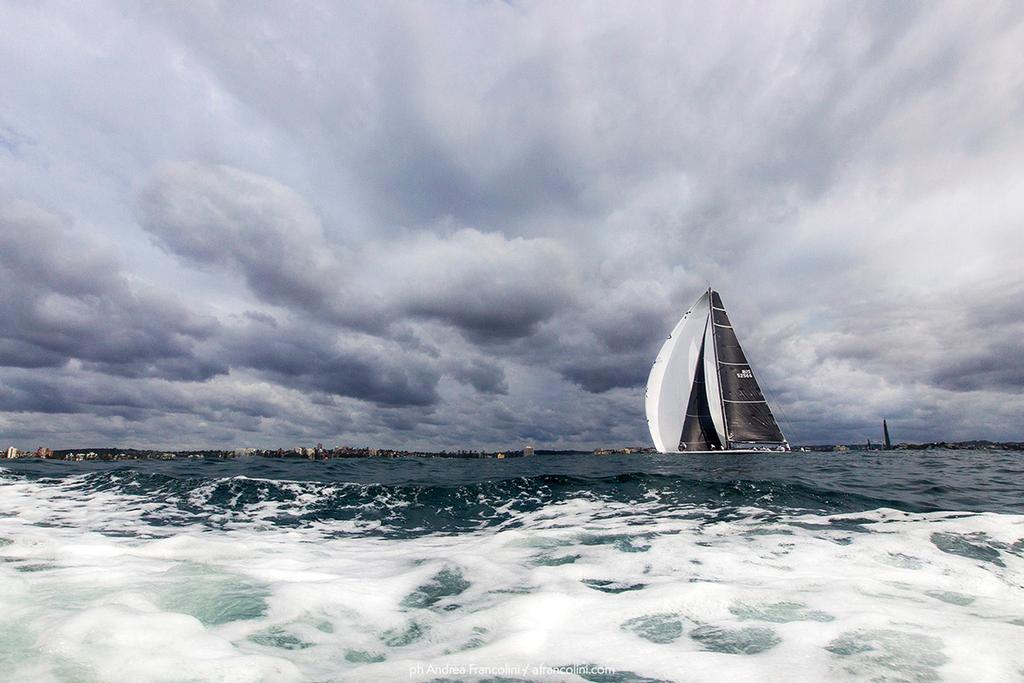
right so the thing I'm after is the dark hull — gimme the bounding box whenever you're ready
[659,448,790,454]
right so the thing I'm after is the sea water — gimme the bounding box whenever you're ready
[1,450,1022,683]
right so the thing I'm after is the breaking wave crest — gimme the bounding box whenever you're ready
[4,449,1022,537]
[0,467,929,537]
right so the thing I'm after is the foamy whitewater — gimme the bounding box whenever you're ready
[1,451,1023,683]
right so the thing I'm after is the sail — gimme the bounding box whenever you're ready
[710,291,786,445]
[645,291,711,452]
[678,329,723,450]
[647,288,786,452]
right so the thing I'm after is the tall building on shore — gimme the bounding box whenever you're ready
[4,446,17,459]
[523,445,535,457]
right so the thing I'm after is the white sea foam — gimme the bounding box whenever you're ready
[1,471,1023,682]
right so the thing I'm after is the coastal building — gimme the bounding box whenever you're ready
[523,446,535,457]
[66,452,99,460]
[4,446,17,459]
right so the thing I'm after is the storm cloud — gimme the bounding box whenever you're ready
[0,201,223,380]
[136,162,356,324]
[2,1,1023,449]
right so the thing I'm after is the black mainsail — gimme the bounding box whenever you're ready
[710,291,786,447]
[645,288,788,452]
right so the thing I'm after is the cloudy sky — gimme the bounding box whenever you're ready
[2,2,1023,450]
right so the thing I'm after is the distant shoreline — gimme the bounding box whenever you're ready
[2,440,1022,462]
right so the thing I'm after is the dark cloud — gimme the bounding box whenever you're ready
[447,357,508,395]
[221,316,442,407]
[387,229,574,341]
[560,354,651,394]
[807,279,1024,399]
[0,373,82,415]
[0,201,223,381]
[0,339,67,369]
[135,162,377,328]
[930,344,1024,392]
[137,162,575,342]
[565,358,643,395]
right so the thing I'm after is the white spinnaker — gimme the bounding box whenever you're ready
[645,291,711,453]
[703,313,728,448]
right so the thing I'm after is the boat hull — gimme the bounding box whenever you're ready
[657,448,789,454]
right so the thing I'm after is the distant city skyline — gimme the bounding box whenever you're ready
[2,2,1023,450]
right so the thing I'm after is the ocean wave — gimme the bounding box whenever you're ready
[1,461,1023,682]
[0,465,946,540]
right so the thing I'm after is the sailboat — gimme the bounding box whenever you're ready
[645,288,789,453]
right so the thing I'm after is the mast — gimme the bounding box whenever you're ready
[709,287,730,450]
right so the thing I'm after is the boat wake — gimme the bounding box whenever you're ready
[1,457,1023,682]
